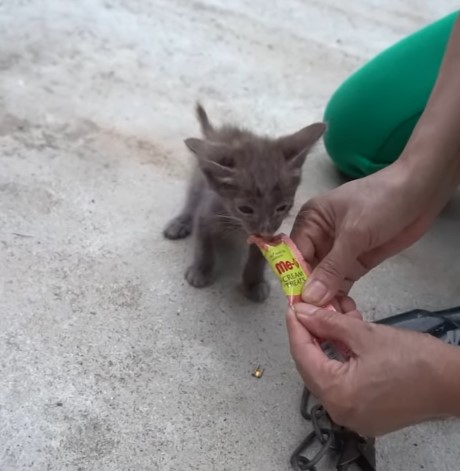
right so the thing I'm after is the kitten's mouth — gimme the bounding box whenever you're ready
[253,232,275,241]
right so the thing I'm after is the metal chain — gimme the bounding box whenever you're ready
[290,388,376,471]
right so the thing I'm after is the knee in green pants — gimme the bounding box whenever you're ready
[323,12,458,179]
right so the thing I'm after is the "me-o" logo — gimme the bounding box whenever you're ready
[275,259,300,275]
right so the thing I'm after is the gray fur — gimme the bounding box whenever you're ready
[163,103,325,302]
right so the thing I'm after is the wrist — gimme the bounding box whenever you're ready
[390,146,459,213]
[398,124,460,192]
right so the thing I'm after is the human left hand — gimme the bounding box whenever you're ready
[286,303,453,436]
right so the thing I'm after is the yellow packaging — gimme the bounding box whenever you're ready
[249,233,347,361]
[249,234,309,305]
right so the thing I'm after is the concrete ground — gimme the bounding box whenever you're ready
[1,1,460,470]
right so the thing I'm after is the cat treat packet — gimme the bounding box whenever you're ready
[248,233,336,307]
[248,233,349,361]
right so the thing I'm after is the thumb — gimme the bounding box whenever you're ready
[303,237,357,305]
[295,307,367,354]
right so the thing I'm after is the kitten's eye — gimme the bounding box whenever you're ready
[238,205,254,215]
[276,204,289,213]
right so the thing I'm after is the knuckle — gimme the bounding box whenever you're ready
[318,257,343,280]
[343,222,372,250]
[343,219,365,238]
[297,199,330,226]
[317,309,336,325]
[300,197,324,213]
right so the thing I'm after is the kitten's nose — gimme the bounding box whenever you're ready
[258,223,274,239]
[259,221,275,238]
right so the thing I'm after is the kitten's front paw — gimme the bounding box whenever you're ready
[243,281,270,303]
[185,265,214,288]
[163,215,192,240]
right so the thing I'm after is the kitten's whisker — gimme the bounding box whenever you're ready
[225,222,243,229]
[217,216,244,230]
[222,225,243,235]
[216,215,241,223]
[220,223,244,239]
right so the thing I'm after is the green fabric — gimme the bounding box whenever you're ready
[323,12,459,179]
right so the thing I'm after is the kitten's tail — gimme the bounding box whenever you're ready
[195,102,214,138]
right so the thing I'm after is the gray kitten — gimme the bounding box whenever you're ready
[164,104,325,302]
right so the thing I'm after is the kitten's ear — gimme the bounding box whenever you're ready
[185,137,209,156]
[278,122,326,170]
[184,138,236,188]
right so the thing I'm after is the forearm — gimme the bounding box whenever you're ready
[400,13,460,187]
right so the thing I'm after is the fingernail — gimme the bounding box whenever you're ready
[303,280,328,304]
[294,303,319,316]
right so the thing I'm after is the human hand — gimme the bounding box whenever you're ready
[291,160,454,305]
[286,303,456,436]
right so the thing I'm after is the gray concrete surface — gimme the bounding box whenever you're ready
[1,1,460,470]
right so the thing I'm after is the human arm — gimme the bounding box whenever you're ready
[402,11,460,185]
[291,14,460,305]
[286,303,460,436]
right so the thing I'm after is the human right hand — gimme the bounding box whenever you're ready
[291,160,454,305]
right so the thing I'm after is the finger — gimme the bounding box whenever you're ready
[346,309,363,320]
[335,295,359,315]
[302,236,359,305]
[289,223,316,266]
[286,308,315,349]
[290,202,333,266]
[291,202,367,303]
[286,308,335,383]
[296,308,368,354]
[301,295,362,318]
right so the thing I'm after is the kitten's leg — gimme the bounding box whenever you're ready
[185,218,216,287]
[242,245,270,302]
[163,172,203,240]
